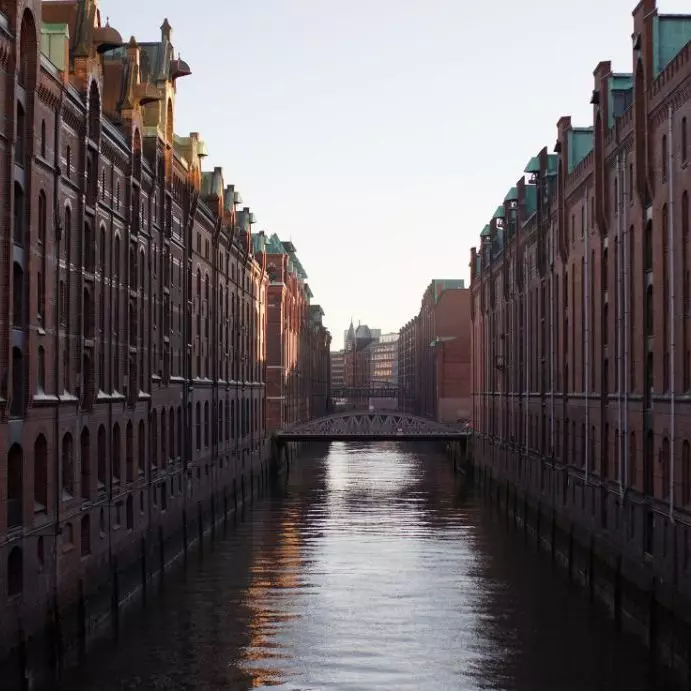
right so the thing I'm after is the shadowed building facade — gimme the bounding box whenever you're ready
[470,0,691,620]
[0,0,329,662]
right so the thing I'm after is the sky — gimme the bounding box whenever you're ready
[104,0,689,350]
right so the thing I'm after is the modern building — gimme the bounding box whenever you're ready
[398,317,418,413]
[330,349,345,389]
[369,332,398,410]
[0,0,330,665]
[398,280,471,423]
[258,234,331,430]
[470,0,691,611]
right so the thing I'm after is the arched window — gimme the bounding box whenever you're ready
[8,548,23,597]
[13,182,24,246]
[169,408,175,460]
[112,424,121,480]
[18,9,37,88]
[204,402,209,448]
[61,433,74,498]
[97,425,106,488]
[151,412,158,469]
[80,427,90,500]
[138,420,145,474]
[195,401,201,450]
[126,421,134,482]
[7,444,23,528]
[34,435,48,510]
[161,409,167,463]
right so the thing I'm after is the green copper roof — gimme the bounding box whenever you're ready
[524,156,541,174]
[504,187,518,202]
[430,279,465,303]
[653,14,691,76]
[493,205,505,220]
[480,224,491,237]
[41,22,69,71]
[251,232,267,254]
[265,232,285,255]
[567,128,594,173]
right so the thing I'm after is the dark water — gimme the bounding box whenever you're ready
[59,443,678,690]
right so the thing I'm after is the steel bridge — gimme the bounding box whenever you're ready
[275,410,471,443]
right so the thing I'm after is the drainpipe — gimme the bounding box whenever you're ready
[668,105,676,518]
[52,87,66,614]
[525,253,529,456]
[585,192,590,486]
[623,152,630,490]
[617,153,624,493]
[551,221,555,457]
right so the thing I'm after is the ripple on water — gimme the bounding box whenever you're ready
[60,443,680,691]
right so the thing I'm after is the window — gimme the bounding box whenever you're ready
[16,102,25,163]
[97,425,106,488]
[40,119,46,157]
[204,401,209,448]
[34,435,48,510]
[645,221,653,272]
[37,346,45,392]
[61,433,74,498]
[80,428,90,500]
[126,422,134,482]
[66,146,71,178]
[13,182,24,245]
[196,402,201,451]
[112,424,121,481]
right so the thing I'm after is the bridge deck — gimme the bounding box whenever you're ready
[275,410,471,443]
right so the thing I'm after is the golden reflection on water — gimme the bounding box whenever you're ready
[241,508,305,685]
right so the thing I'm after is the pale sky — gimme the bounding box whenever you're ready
[104,0,688,349]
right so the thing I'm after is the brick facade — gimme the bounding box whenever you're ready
[258,234,331,431]
[398,280,471,423]
[0,0,330,660]
[470,0,691,602]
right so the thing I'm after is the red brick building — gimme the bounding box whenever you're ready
[470,0,691,603]
[398,280,471,423]
[258,233,331,430]
[0,0,327,666]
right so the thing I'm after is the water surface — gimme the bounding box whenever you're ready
[59,442,676,690]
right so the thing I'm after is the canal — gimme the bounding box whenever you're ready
[56,443,679,690]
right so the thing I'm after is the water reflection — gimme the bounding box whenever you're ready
[59,443,678,691]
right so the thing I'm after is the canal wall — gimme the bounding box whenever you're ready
[471,436,691,685]
[0,447,271,691]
